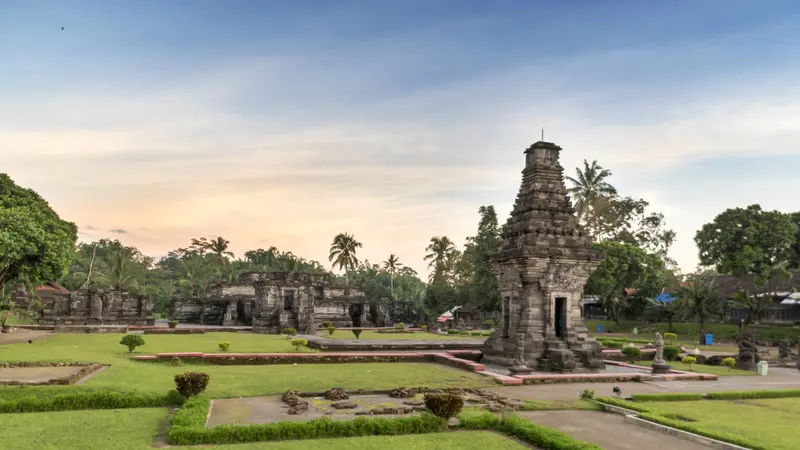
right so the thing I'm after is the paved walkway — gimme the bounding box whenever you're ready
[491,369,800,401]
[519,410,711,450]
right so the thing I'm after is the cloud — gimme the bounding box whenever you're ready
[110,229,127,234]
[2,13,800,276]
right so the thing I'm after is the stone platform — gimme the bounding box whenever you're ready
[303,335,485,351]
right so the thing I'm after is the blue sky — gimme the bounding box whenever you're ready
[2,1,800,275]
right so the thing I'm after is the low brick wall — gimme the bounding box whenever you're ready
[135,352,433,365]
[142,329,205,335]
[601,348,656,362]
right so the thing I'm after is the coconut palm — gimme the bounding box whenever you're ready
[674,273,723,345]
[328,233,362,284]
[382,254,402,298]
[565,159,617,222]
[424,236,457,284]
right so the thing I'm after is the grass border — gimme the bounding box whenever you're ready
[0,389,185,413]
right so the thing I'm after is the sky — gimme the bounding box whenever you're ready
[2,1,800,277]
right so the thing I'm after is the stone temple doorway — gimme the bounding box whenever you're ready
[236,300,246,325]
[554,297,567,339]
[349,304,364,327]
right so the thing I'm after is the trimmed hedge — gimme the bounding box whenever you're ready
[460,410,602,450]
[638,413,766,450]
[630,393,703,402]
[0,389,185,414]
[594,397,651,413]
[168,395,446,445]
[705,389,800,400]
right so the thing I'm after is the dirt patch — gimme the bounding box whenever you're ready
[519,410,711,450]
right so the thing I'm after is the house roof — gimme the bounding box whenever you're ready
[36,282,70,295]
[710,270,800,299]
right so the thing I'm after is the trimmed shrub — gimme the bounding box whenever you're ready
[681,356,697,371]
[291,338,308,351]
[119,334,145,353]
[663,346,680,361]
[594,397,652,413]
[447,329,460,335]
[423,393,463,419]
[174,372,210,397]
[663,332,677,344]
[630,393,703,402]
[722,357,736,371]
[460,411,603,450]
[168,320,178,328]
[218,341,231,352]
[0,389,185,414]
[459,330,470,335]
[471,331,482,336]
[327,326,336,335]
[282,328,297,339]
[421,324,428,332]
[322,321,333,329]
[579,389,595,400]
[600,339,625,349]
[352,329,362,339]
[705,389,800,400]
[395,322,406,330]
[620,346,641,363]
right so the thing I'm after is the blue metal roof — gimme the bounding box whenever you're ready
[655,293,675,304]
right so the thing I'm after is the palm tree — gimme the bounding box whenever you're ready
[96,247,141,291]
[674,273,723,345]
[383,254,402,298]
[328,233,362,284]
[205,236,234,260]
[424,236,456,283]
[565,159,617,222]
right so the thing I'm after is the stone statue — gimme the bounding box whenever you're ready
[651,332,671,374]
[778,340,791,359]
[138,296,152,317]
[223,304,232,321]
[513,343,526,366]
[509,341,533,375]
[89,289,104,319]
[736,332,760,370]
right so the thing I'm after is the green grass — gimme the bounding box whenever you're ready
[634,360,754,376]
[586,319,800,342]
[520,399,604,411]
[634,398,800,450]
[0,333,492,399]
[322,330,485,340]
[0,408,527,450]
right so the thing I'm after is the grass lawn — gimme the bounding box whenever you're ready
[634,360,754,376]
[586,319,800,342]
[634,398,800,450]
[0,408,527,450]
[0,333,493,399]
[322,330,486,340]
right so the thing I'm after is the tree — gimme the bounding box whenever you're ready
[695,205,797,298]
[328,233,362,284]
[790,212,800,268]
[582,196,676,264]
[565,160,617,222]
[0,174,78,291]
[424,236,457,284]
[382,254,402,298]
[674,273,723,344]
[584,242,665,328]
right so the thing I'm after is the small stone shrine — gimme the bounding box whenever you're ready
[482,141,605,372]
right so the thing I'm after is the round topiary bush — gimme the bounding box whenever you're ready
[282,327,297,339]
[174,372,210,397]
[168,320,178,329]
[722,357,736,371]
[423,393,464,419]
[218,341,231,352]
[291,338,308,351]
[119,334,145,353]
[327,326,336,335]
[395,322,406,330]
[621,346,641,363]
[663,346,680,361]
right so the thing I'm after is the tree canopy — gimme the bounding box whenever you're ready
[0,174,77,290]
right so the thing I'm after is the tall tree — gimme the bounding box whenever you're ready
[790,212,800,269]
[382,254,402,298]
[674,273,723,344]
[584,242,665,328]
[424,236,456,284]
[0,174,78,290]
[695,205,797,295]
[565,160,617,222]
[328,233,362,284]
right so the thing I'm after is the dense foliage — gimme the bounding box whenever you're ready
[174,372,210,397]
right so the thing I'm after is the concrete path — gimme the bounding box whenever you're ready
[520,410,711,450]
[491,370,800,401]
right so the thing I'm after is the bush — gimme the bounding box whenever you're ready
[620,346,641,363]
[471,331,482,336]
[705,389,800,400]
[482,318,497,328]
[599,339,625,349]
[282,327,297,339]
[423,393,463,419]
[722,357,736,371]
[0,389,185,414]
[395,322,405,330]
[681,356,697,371]
[218,341,230,352]
[630,393,703,402]
[447,329,460,335]
[421,324,428,332]
[291,338,308,351]
[460,411,602,450]
[663,332,677,344]
[663,346,680,361]
[322,321,332,329]
[352,329,362,339]
[168,320,178,328]
[579,389,595,400]
[174,372,210,397]
[459,330,470,335]
[119,334,145,353]
[327,326,336,335]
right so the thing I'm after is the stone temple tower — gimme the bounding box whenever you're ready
[482,141,605,372]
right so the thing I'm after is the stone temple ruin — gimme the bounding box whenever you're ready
[172,271,415,333]
[12,283,155,326]
[482,141,605,372]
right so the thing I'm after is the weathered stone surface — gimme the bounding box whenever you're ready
[482,141,603,372]
[389,386,414,398]
[331,401,357,410]
[25,286,154,326]
[323,388,349,401]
